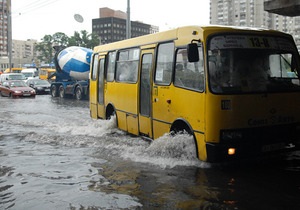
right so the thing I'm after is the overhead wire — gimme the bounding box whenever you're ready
[12,0,63,18]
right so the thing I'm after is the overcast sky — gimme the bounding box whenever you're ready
[12,0,210,41]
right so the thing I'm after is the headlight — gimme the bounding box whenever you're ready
[14,90,22,93]
[31,90,36,94]
[37,87,43,90]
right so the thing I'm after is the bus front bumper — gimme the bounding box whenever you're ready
[205,141,298,163]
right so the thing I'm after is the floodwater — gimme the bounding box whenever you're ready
[0,95,300,210]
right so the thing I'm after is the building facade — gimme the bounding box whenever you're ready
[12,39,38,68]
[92,7,159,45]
[210,0,300,51]
[0,0,9,71]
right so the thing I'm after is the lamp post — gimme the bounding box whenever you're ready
[126,0,131,39]
[7,0,12,72]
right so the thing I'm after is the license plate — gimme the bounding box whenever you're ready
[23,94,31,96]
[45,89,50,91]
[262,143,285,152]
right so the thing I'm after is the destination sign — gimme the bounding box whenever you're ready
[209,35,295,51]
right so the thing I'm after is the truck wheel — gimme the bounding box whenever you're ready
[59,85,65,98]
[75,86,83,100]
[51,85,58,97]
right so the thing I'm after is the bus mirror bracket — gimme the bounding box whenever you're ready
[187,40,200,62]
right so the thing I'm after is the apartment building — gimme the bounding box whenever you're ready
[12,39,38,68]
[210,0,300,51]
[0,0,9,71]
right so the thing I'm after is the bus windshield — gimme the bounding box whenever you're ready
[208,34,300,93]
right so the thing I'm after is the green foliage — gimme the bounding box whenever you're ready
[35,30,100,64]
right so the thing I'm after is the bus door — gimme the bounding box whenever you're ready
[90,54,106,119]
[139,49,154,138]
[97,57,106,118]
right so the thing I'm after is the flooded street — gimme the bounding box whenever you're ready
[1,95,300,210]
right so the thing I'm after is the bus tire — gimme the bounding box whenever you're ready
[75,86,83,100]
[51,85,58,97]
[59,85,65,98]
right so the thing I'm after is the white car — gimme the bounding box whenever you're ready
[0,73,26,85]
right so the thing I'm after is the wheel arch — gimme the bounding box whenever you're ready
[105,103,116,120]
[170,118,199,158]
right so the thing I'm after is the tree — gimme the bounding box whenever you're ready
[35,32,69,64]
[35,34,55,64]
[35,31,100,64]
[68,30,100,49]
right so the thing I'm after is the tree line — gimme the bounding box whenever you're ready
[35,30,100,64]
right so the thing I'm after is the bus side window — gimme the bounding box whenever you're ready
[91,54,99,80]
[106,51,116,82]
[174,47,204,91]
[116,48,139,83]
[155,42,174,85]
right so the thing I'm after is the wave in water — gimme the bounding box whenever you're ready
[17,116,210,169]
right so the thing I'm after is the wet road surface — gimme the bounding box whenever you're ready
[1,95,300,210]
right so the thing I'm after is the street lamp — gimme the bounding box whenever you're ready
[126,0,131,39]
[7,0,12,72]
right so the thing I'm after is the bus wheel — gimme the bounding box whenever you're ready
[51,85,58,97]
[59,85,65,98]
[75,86,83,100]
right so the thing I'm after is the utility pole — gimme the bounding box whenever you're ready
[7,0,12,72]
[126,0,131,39]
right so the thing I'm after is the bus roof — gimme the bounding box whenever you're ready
[4,67,22,73]
[93,25,290,53]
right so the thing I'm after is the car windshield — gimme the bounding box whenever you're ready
[8,74,26,80]
[208,34,300,94]
[9,80,27,87]
[23,72,34,77]
[32,80,50,85]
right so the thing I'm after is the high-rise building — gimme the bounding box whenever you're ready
[0,0,8,57]
[92,7,159,45]
[0,0,9,71]
[210,0,300,51]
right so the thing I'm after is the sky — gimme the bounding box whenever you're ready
[11,0,210,41]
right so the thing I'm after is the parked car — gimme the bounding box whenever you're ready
[26,78,51,95]
[0,80,36,98]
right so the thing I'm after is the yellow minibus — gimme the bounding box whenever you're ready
[39,68,56,81]
[90,25,300,162]
[4,67,22,73]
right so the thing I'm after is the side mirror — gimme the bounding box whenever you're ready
[187,43,199,62]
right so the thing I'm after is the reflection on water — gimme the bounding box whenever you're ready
[0,96,300,209]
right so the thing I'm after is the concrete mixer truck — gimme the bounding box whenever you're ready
[49,46,93,100]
